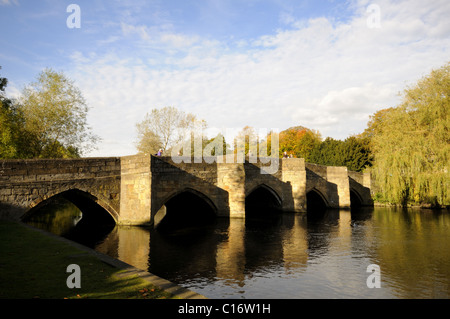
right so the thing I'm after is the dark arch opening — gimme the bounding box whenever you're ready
[306,189,327,215]
[350,190,363,210]
[156,190,217,231]
[23,190,116,245]
[245,185,282,217]
[61,189,116,226]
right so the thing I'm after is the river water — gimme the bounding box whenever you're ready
[25,199,450,299]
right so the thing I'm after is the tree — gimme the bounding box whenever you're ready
[0,66,13,110]
[362,107,395,140]
[309,137,343,166]
[202,133,230,157]
[1,68,15,158]
[1,67,36,159]
[277,126,322,160]
[17,68,98,158]
[135,106,206,155]
[308,135,372,172]
[233,126,259,157]
[369,62,450,206]
[341,135,372,172]
[135,127,162,155]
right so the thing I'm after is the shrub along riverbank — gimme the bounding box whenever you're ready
[0,220,177,299]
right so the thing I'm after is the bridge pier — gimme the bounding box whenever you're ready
[119,155,152,226]
[280,158,307,212]
[217,163,246,218]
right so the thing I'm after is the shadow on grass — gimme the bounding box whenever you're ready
[0,220,174,299]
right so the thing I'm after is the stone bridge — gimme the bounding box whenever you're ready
[0,155,373,226]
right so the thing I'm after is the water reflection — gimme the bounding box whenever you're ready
[24,197,82,236]
[25,202,450,299]
[370,208,450,298]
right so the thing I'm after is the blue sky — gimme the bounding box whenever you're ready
[1,0,449,156]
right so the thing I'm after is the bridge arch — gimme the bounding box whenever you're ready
[23,188,118,225]
[306,188,328,213]
[245,184,283,215]
[350,188,363,209]
[154,187,218,229]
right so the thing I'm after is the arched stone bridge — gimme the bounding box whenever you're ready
[0,155,373,226]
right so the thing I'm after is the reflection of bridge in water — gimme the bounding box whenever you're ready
[0,155,373,227]
[91,210,369,297]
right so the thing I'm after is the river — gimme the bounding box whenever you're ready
[25,198,450,299]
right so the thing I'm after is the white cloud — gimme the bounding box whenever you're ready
[120,22,202,49]
[67,0,450,156]
[0,0,18,6]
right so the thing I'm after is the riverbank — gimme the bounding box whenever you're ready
[373,200,450,210]
[0,219,206,299]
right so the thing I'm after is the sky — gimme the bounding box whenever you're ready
[1,0,449,157]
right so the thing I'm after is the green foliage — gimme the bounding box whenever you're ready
[309,137,341,166]
[259,125,371,172]
[341,136,373,172]
[0,107,16,158]
[203,133,230,156]
[1,68,29,158]
[0,67,97,159]
[308,136,372,172]
[368,62,450,206]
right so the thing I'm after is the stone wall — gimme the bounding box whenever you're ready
[151,156,231,219]
[348,171,373,206]
[119,155,151,226]
[305,163,350,208]
[280,158,307,212]
[326,166,350,208]
[0,158,120,221]
[244,158,307,213]
[152,157,308,220]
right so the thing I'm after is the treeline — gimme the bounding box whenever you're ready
[134,108,372,173]
[0,67,98,159]
[270,126,372,173]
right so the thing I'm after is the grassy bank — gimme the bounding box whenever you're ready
[0,220,176,299]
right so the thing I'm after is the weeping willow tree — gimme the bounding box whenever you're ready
[368,63,449,207]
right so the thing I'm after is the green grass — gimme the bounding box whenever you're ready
[0,220,175,299]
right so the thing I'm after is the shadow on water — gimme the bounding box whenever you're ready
[155,191,217,236]
[23,196,115,248]
[245,184,284,229]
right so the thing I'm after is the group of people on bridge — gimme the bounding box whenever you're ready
[283,151,293,158]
